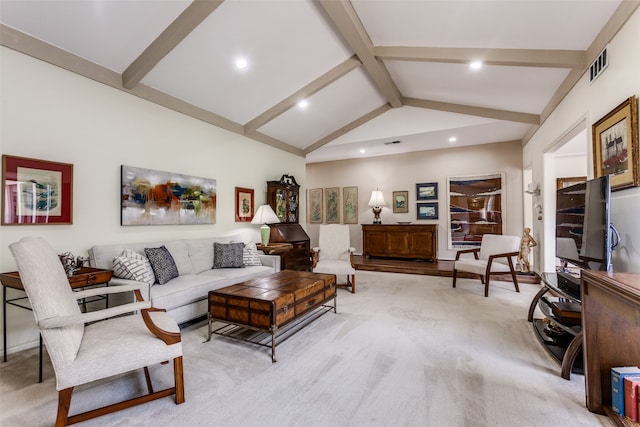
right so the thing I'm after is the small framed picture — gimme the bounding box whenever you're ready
[325,187,340,224]
[235,187,254,222]
[308,188,323,224]
[343,186,358,224]
[392,191,409,213]
[417,202,438,220]
[2,155,73,225]
[416,182,438,200]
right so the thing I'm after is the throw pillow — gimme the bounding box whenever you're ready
[112,250,155,286]
[213,242,245,269]
[144,246,179,285]
[243,241,262,266]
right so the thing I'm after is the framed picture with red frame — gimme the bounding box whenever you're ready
[2,155,73,225]
[235,187,254,222]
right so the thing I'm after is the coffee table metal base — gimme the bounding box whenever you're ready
[206,301,335,362]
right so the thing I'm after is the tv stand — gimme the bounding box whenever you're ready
[528,272,583,380]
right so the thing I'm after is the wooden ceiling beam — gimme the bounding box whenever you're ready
[373,46,587,69]
[244,55,362,133]
[403,97,540,125]
[304,104,392,154]
[121,0,224,89]
[317,0,402,108]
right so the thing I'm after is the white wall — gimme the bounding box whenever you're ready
[523,7,640,273]
[306,140,524,260]
[0,47,306,354]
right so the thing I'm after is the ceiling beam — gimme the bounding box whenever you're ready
[317,0,402,108]
[244,55,362,133]
[403,97,540,125]
[304,104,392,154]
[373,46,587,69]
[122,0,224,89]
[0,24,304,157]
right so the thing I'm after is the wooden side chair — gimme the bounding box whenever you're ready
[9,237,185,426]
[311,224,356,293]
[452,234,521,297]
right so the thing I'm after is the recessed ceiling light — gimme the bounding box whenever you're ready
[297,99,309,109]
[469,61,482,70]
[449,137,457,143]
[360,149,366,153]
[235,57,248,69]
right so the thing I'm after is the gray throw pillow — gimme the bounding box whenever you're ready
[144,245,179,285]
[213,242,245,269]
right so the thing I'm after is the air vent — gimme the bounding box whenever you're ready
[589,45,608,83]
[383,140,401,145]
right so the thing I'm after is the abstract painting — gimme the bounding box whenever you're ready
[121,165,216,225]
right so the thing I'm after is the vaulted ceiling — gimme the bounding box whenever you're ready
[1,1,637,163]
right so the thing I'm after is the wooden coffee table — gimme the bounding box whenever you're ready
[206,270,337,362]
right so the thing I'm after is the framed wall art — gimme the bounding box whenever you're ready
[343,186,358,224]
[592,95,639,191]
[448,173,504,249]
[325,187,340,224]
[417,202,438,220]
[308,188,323,223]
[392,190,409,213]
[235,187,254,222]
[416,182,438,200]
[556,176,586,190]
[2,155,73,225]
[121,165,216,226]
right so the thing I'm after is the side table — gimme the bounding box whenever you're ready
[256,243,293,270]
[1,267,113,382]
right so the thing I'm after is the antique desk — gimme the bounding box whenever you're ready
[1,267,113,382]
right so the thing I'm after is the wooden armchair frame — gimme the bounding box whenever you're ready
[453,247,520,297]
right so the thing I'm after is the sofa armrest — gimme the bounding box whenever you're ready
[259,254,281,272]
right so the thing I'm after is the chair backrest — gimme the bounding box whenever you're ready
[318,224,351,261]
[478,234,521,262]
[9,237,84,370]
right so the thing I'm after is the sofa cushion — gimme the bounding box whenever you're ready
[187,236,238,274]
[163,240,194,275]
[150,274,228,310]
[213,242,244,269]
[243,241,262,266]
[145,246,179,285]
[199,265,273,284]
[112,250,155,285]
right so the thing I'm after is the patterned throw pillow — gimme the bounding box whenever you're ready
[144,246,179,285]
[243,241,262,266]
[112,251,156,286]
[213,242,245,269]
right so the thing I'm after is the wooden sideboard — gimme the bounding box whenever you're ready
[581,270,640,425]
[362,224,437,261]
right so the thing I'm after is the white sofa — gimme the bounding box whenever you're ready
[88,235,280,324]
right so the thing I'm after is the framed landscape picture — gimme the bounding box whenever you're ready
[417,202,438,220]
[325,187,340,224]
[592,95,639,191]
[235,187,254,222]
[2,155,73,225]
[343,186,358,224]
[308,188,323,223]
[416,182,438,200]
[392,190,409,213]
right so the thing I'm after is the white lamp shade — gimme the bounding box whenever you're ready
[368,190,387,207]
[251,205,280,224]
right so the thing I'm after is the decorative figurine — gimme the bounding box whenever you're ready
[517,227,537,272]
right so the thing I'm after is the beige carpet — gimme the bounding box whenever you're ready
[0,271,613,426]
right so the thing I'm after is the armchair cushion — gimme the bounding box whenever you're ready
[145,246,179,285]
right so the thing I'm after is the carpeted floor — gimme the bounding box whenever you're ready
[0,271,613,426]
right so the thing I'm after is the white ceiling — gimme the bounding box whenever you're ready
[0,0,633,164]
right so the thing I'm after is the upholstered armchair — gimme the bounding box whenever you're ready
[9,237,184,426]
[311,224,356,293]
[452,234,521,297]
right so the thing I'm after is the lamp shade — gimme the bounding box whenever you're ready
[251,205,280,225]
[367,190,387,207]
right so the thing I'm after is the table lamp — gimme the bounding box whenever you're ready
[251,205,280,245]
[368,189,387,224]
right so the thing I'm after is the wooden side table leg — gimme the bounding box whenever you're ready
[561,331,583,380]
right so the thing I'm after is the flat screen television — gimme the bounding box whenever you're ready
[555,175,613,274]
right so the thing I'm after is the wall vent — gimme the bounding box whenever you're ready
[589,45,608,83]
